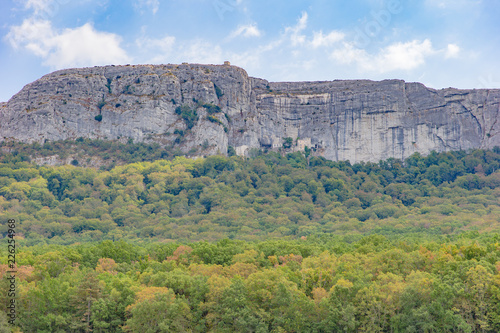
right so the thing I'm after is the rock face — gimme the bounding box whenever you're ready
[1,63,499,163]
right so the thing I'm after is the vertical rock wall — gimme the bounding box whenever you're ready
[1,64,499,163]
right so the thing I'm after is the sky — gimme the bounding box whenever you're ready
[1,0,499,102]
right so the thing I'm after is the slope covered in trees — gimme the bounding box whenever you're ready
[3,232,500,331]
[1,143,500,331]
[0,143,499,243]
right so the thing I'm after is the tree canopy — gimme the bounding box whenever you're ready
[1,141,500,331]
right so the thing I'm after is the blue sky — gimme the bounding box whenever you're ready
[1,0,499,102]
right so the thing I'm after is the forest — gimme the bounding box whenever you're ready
[0,140,500,332]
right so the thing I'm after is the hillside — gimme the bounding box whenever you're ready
[1,147,499,244]
[1,148,500,332]
[1,63,499,163]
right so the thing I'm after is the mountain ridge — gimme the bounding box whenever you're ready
[1,63,499,163]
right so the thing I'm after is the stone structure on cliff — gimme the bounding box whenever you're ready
[1,63,499,163]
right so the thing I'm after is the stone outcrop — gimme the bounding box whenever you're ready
[1,63,499,163]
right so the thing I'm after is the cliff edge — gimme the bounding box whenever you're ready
[1,63,499,163]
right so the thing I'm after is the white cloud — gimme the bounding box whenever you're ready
[311,31,344,48]
[134,0,160,15]
[228,24,261,39]
[285,12,308,46]
[445,43,460,58]
[180,40,224,64]
[331,42,367,65]
[136,35,175,52]
[276,12,343,50]
[256,12,343,53]
[135,36,224,65]
[24,0,55,16]
[21,0,82,20]
[135,34,176,63]
[6,19,130,69]
[6,18,54,57]
[376,39,434,71]
[331,39,435,73]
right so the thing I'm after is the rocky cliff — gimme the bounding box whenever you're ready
[1,63,499,163]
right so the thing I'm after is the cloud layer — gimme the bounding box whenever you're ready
[6,19,130,69]
[331,39,436,73]
[2,6,467,78]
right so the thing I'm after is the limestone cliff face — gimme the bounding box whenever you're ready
[1,64,499,163]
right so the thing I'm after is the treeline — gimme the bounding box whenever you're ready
[0,138,182,169]
[2,234,500,332]
[0,146,499,244]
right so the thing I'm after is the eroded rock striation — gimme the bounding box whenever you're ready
[1,63,499,163]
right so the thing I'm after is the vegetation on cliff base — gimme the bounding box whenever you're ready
[0,143,498,243]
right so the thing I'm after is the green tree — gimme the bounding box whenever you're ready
[124,287,192,333]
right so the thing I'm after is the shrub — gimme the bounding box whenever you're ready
[283,137,293,149]
[97,101,106,110]
[214,84,223,99]
[175,105,198,130]
[105,78,112,93]
[207,115,223,125]
[202,103,221,114]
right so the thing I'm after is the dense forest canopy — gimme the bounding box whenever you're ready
[0,140,499,244]
[1,140,500,332]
